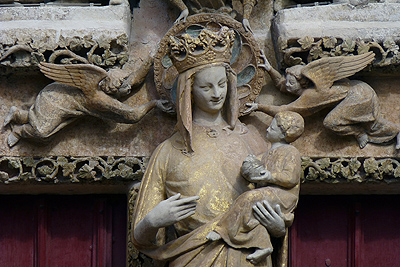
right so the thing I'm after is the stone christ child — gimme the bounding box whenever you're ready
[206,111,304,264]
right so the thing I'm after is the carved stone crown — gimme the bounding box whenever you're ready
[168,26,235,73]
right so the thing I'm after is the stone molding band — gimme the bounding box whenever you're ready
[277,36,400,72]
[302,157,400,184]
[1,156,400,185]
[0,156,147,184]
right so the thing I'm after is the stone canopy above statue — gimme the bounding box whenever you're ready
[0,3,131,70]
[272,3,400,73]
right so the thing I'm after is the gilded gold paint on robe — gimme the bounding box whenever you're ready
[133,122,274,267]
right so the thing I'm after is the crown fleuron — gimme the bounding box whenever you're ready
[168,26,235,73]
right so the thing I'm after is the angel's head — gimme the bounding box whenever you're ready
[285,65,309,95]
[99,76,120,95]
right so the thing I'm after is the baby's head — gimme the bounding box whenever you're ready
[272,111,304,143]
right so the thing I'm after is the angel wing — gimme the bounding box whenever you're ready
[301,52,375,91]
[39,62,108,96]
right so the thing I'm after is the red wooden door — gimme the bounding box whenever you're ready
[290,195,400,267]
[0,195,126,267]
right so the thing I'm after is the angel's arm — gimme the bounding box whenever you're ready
[243,0,257,20]
[87,91,157,123]
[167,0,187,12]
[164,0,189,23]
[257,92,318,118]
[267,68,287,92]
[242,0,257,32]
[259,52,287,92]
[119,54,153,95]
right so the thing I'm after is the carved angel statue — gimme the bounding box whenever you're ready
[3,61,171,147]
[246,51,400,149]
[166,0,257,32]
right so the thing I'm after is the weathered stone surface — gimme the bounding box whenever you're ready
[0,73,176,157]
[0,155,147,184]
[244,76,400,158]
[273,3,400,41]
[0,4,131,69]
[0,0,400,167]
[272,3,400,69]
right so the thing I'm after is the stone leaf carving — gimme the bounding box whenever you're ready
[0,34,129,70]
[281,36,400,70]
[302,157,400,183]
[165,0,257,32]
[0,156,147,184]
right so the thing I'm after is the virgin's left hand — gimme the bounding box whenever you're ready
[253,200,286,237]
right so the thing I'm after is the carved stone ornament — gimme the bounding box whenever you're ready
[2,59,170,148]
[154,13,265,115]
[271,3,400,73]
[302,157,400,184]
[279,36,400,71]
[253,52,400,149]
[0,156,147,184]
[0,4,131,71]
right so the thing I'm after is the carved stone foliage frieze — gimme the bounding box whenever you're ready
[0,156,148,184]
[272,3,400,72]
[302,157,400,184]
[0,33,129,70]
[279,36,400,70]
[0,5,131,70]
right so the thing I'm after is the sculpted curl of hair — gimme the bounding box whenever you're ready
[275,111,304,143]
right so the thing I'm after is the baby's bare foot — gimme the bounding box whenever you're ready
[7,132,20,148]
[396,132,400,150]
[206,231,221,241]
[246,248,273,264]
[3,106,18,128]
[357,134,369,149]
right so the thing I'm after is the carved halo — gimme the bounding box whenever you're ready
[154,14,265,116]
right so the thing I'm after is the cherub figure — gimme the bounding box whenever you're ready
[246,51,400,149]
[206,111,304,264]
[166,0,257,32]
[3,62,171,147]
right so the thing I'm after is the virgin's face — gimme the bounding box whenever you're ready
[266,119,285,143]
[192,66,228,114]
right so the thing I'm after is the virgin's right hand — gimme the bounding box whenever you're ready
[145,193,199,228]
